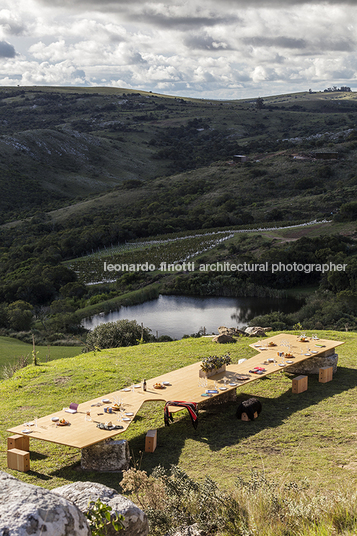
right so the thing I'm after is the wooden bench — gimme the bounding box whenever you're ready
[292,375,308,394]
[145,429,157,452]
[7,448,30,472]
[7,434,29,451]
[319,366,333,383]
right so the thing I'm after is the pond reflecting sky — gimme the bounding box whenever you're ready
[82,294,302,339]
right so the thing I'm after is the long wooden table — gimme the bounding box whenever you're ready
[7,333,343,449]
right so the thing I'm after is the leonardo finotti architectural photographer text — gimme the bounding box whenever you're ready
[103,261,347,274]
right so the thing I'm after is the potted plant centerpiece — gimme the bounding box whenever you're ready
[199,353,231,378]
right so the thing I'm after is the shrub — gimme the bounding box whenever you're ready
[7,301,33,331]
[121,466,357,536]
[86,319,151,350]
[85,499,124,535]
[336,200,357,221]
[121,465,250,536]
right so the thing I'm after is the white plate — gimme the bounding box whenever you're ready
[122,388,131,392]
[279,363,285,367]
[122,417,131,421]
[21,429,32,434]
[24,422,34,426]
[162,381,171,385]
[305,353,311,356]
[219,387,228,391]
[51,417,59,422]
[286,360,293,364]
[125,412,134,416]
[229,383,237,386]
[312,351,318,354]
[134,384,141,388]
[102,399,110,403]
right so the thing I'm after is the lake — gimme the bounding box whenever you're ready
[82,294,302,339]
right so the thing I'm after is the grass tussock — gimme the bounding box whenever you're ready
[121,465,357,536]
[1,354,30,380]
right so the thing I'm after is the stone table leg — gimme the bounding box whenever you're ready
[81,439,130,472]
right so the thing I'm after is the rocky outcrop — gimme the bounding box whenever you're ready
[286,353,339,375]
[81,438,130,472]
[244,327,268,337]
[54,481,149,536]
[217,326,271,338]
[218,326,245,336]
[0,471,90,535]
[200,389,237,409]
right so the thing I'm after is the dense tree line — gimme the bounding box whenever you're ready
[0,87,356,339]
[162,235,357,331]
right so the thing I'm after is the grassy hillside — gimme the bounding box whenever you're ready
[0,332,356,499]
[0,336,83,370]
[1,86,357,223]
[0,86,356,342]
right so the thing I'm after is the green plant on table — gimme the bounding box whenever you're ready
[200,353,231,373]
[85,498,124,535]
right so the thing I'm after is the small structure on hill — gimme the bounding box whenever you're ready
[233,154,247,163]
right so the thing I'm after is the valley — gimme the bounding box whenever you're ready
[0,86,356,354]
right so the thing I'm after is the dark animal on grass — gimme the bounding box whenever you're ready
[236,397,262,421]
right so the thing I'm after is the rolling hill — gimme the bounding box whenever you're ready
[0,86,356,339]
[1,86,357,223]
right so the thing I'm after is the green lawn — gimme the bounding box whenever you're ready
[0,330,356,497]
[0,336,83,369]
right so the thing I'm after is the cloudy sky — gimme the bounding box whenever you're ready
[0,0,356,99]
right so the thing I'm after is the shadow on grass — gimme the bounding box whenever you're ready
[30,451,49,461]
[44,366,357,482]
[50,460,126,492]
[26,470,52,481]
[130,365,357,472]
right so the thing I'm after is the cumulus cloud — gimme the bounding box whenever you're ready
[0,40,16,57]
[0,10,27,35]
[184,32,232,51]
[129,7,240,30]
[243,37,308,50]
[33,0,357,9]
[0,0,355,98]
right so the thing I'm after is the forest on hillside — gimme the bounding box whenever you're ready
[0,87,356,344]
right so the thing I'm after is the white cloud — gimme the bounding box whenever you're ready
[0,0,355,98]
[0,9,27,36]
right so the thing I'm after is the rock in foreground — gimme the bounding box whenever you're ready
[54,481,149,536]
[0,471,90,536]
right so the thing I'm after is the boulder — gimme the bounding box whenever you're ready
[81,438,130,472]
[54,481,149,536]
[286,353,339,375]
[200,389,237,409]
[0,471,90,536]
[218,326,245,336]
[244,327,266,337]
[212,334,235,343]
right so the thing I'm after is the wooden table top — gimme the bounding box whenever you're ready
[7,333,343,449]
